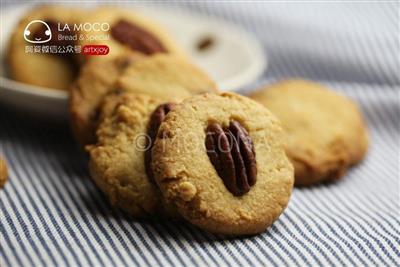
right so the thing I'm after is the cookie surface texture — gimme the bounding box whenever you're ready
[249,79,369,186]
[87,92,177,218]
[152,92,294,235]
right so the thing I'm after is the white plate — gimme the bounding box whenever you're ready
[0,4,266,118]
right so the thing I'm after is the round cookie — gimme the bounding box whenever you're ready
[7,6,82,90]
[87,92,178,218]
[77,6,185,61]
[152,92,294,236]
[70,53,217,145]
[249,79,369,186]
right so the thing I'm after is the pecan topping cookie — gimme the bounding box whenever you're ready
[152,93,294,236]
[111,19,167,55]
[76,7,185,60]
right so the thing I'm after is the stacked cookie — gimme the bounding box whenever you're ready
[71,74,368,236]
[70,52,294,235]
[12,6,368,236]
[54,6,295,234]
[66,6,365,236]
[10,6,295,235]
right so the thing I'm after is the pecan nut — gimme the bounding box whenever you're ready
[111,19,167,55]
[205,120,257,196]
[145,103,175,183]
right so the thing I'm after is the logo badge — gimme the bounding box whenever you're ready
[23,20,52,44]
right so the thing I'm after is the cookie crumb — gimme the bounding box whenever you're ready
[178,182,197,201]
[0,156,8,188]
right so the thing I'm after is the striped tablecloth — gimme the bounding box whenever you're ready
[1,1,399,266]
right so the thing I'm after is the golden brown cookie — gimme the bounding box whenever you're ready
[70,53,217,146]
[7,6,82,90]
[69,53,141,146]
[0,156,8,188]
[77,6,185,62]
[152,93,294,235]
[87,92,178,218]
[249,79,369,186]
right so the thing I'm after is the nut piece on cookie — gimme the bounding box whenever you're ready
[87,92,179,218]
[249,79,369,186]
[151,92,294,236]
[70,53,217,146]
[7,6,83,90]
[77,7,185,61]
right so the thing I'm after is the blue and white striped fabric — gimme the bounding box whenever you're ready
[1,1,399,266]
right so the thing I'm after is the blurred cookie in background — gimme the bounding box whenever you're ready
[7,5,186,91]
[7,6,83,90]
[77,6,186,62]
[249,79,369,186]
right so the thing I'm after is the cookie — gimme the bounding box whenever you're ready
[0,156,8,188]
[70,53,217,145]
[7,6,82,90]
[249,79,369,186]
[77,6,185,61]
[87,92,178,218]
[70,53,141,146]
[152,92,294,235]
